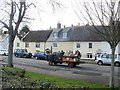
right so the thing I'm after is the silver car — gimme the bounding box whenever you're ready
[95,54,120,67]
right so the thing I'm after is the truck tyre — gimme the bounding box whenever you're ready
[48,61,54,66]
[68,62,74,68]
[54,62,57,65]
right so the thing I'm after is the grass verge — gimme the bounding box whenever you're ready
[1,66,120,88]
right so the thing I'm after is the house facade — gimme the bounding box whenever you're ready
[13,24,120,59]
[14,30,52,53]
[0,30,9,50]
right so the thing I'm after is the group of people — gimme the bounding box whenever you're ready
[56,50,81,58]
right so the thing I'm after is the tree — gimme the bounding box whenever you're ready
[74,0,120,88]
[19,25,30,35]
[0,0,61,67]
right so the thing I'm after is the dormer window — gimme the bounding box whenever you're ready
[63,33,67,38]
[53,32,58,38]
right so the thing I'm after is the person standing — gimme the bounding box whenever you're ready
[75,50,81,60]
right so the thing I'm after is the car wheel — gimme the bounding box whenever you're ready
[35,57,38,60]
[114,62,120,67]
[97,61,103,65]
[4,53,6,56]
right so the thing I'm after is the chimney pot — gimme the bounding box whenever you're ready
[63,25,65,28]
[71,24,73,27]
[57,22,61,29]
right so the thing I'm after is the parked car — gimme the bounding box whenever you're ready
[0,49,8,56]
[14,49,32,58]
[33,51,47,60]
[95,54,120,67]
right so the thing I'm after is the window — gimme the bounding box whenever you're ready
[53,33,58,38]
[36,43,40,48]
[25,42,29,48]
[87,53,92,58]
[63,33,67,38]
[76,43,80,48]
[89,43,92,48]
[53,43,57,47]
[17,43,20,47]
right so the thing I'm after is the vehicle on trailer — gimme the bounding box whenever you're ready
[14,49,32,58]
[95,53,120,67]
[48,53,80,68]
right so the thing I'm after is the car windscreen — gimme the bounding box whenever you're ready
[101,54,117,59]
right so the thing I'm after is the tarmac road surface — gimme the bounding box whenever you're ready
[1,56,120,86]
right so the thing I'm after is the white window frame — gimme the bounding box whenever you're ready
[87,53,92,58]
[89,43,92,48]
[53,43,57,47]
[76,43,80,48]
[63,33,67,38]
[53,33,58,38]
[17,43,20,47]
[25,42,29,48]
[36,42,40,48]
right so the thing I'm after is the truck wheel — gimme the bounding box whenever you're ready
[68,63,74,68]
[48,61,54,66]
[54,62,57,65]
[73,64,76,67]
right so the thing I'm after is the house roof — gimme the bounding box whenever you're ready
[47,27,73,42]
[47,25,105,42]
[22,30,52,42]
[69,26,105,41]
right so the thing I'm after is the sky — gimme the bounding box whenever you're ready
[0,0,86,30]
[27,0,81,30]
[0,0,119,30]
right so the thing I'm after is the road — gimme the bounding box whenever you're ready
[1,56,120,86]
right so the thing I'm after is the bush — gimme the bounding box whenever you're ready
[1,67,57,89]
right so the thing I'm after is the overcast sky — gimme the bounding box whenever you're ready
[0,0,119,30]
[28,0,81,30]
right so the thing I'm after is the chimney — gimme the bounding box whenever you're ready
[49,27,51,29]
[71,24,73,27]
[78,23,80,26]
[63,25,65,28]
[57,22,61,29]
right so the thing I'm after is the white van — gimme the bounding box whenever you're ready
[95,54,120,67]
[0,49,8,56]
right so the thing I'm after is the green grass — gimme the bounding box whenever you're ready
[2,66,120,88]
[25,70,109,88]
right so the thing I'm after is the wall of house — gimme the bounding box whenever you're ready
[45,42,74,53]
[25,42,45,54]
[14,35,120,60]
[2,36,9,50]
[118,42,120,60]
[73,42,102,59]
[14,37,46,54]
[13,36,25,51]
